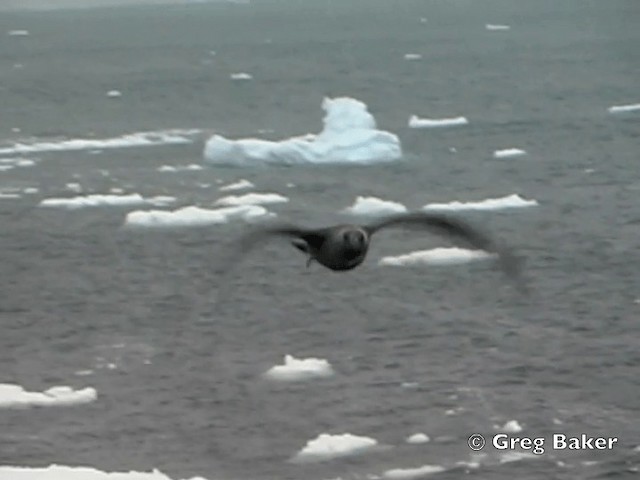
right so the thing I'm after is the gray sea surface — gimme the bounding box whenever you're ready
[1,0,639,479]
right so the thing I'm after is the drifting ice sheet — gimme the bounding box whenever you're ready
[0,384,97,408]
[158,164,203,172]
[608,103,640,114]
[406,433,430,444]
[230,72,253,80]
[264,355,334,381]
[493,148,526,158]
[0,465,207,480]
[0,129,199,156]
[379,248,494,266]
[341,196,407,216]
[404,54,422,60]
[203,97,402,165]
[219,179,255,192]
[383,465,446,479]
[7,30,30,36]
[408,115,468,128]
[485,24,511,31]
[214,192,288,207]
[423,194,538,211]
[293,433,379,462]
[125,205,273,228]
[39,194,175,209]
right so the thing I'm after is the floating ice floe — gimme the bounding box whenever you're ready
[0,384,97,409]
[24,187,39,194]
[406,433,430,444]
[230,72,253,80]
[0,129,200,156]
[157,164,203,172]
[125,205,273,228]
[0,193,21,199]
[408,115,468,128]
[493,148,526,158]
[379,248,494,267]
[203,97,402,166]
[0,465,208,480]
[7,30,29,36]
[383,465,445,479]
[404,54,422,60]
[0,158,37,168]
[292,433,379,463]
[39,194,175,209]
[608,103,640,114]
[423,194,538,211]
[485,24,511,31]
[214,192,288,207]
[341,196,407,216]
[264,355,334,382]
[0,166,13,172]
[219,179,255,192]
[495,420,523,433]
[106,90,122,98]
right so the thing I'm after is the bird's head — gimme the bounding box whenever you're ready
[343,228,367,251]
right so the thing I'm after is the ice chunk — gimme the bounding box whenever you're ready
[214,192,288,207]
[264,355,334,382]
[341,196,407,216]
[408,115,468,128]
[203,97,402,165]
[423,194,538,211]
[125,205,273,228]
[379,248,494,267]
[292,433,379,462]
[0,384,96,408]
[493,148,526,158]
[219,179,255,192]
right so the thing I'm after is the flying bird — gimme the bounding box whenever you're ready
[214,211,527,290]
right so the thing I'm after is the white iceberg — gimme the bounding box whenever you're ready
[379,248,494,267]
[106,90,122,98]
[341,196,407,216]
[125,205,273,228]
[203,97,402,166]
[493,148,526,158]
[0,465,208,480]
[292,433,379,462]
[219,179,255,192]
[408,115,468,128]
[213,192,288,207]
[608,103,640,114]
[0,384,97,409]
[495,420,523,433]
[423,194,538,211]
[39,194,175,209]
[404,54,422,60]
[264,355,334,381]
[7,30,29,36]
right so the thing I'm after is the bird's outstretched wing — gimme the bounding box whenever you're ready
[364,211,527,290]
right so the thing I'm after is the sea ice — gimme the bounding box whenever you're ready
[106,90,122,98]
[406,433,430,444]
[608,103,640,114]
[219,179,255,192]
[341,196,407,216]
[125,205,273,228]
[7,30,29,36]
[292,433,379,462]
[264,355,334,381]
[213,192,288,207]
[0,465,208,480]
[493,148,526,158]
[379,248,494,267]
[230,72,253,80]
[0,129,199,156]
[423,194,538,211]
[39,194,175,209]
[157,164,203,172]
[485,24,511,31]
[496,420,523,433]
[404,54,422,60]
[203,97,402,165]
[383,465,445,479]
[408,115,468,128]
[0,384,96,408]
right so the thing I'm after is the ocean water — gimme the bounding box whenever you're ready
[1,0,639,479]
